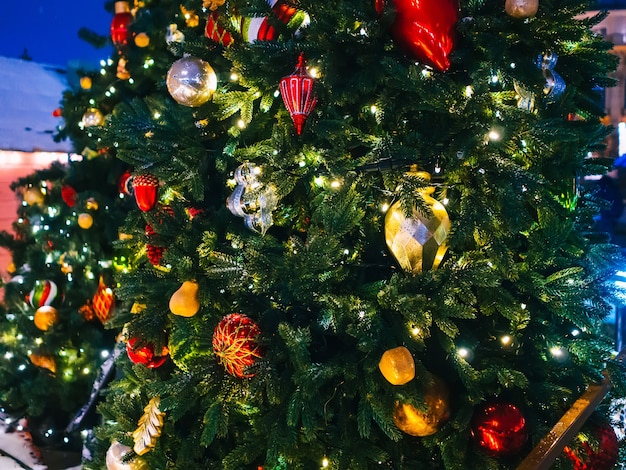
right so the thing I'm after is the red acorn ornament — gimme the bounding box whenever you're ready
[132,173,159,212]
[212,313,263,378]
[126,337,169,368]
[279,53,317,135]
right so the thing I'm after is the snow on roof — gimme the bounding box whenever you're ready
[0,56,73,153]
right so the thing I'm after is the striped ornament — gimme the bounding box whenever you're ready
[279,53,317,135]
[29,280,58,308]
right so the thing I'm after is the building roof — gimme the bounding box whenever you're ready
[0,56,73,153]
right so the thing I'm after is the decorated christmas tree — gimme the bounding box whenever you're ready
[73,0,626,468]
[0,155,127,451]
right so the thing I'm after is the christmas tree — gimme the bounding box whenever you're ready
[0,155,127,450]
[77,0,626,468]
[0,0,172,451]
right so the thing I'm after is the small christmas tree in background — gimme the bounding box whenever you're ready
[51,0,626,468]
[0,155,128,452]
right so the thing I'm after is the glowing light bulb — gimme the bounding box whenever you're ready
[500,335,512,346]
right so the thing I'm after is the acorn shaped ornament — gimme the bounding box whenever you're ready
[132,174,159,212]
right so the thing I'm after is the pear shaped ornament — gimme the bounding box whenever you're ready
[385,170,450,273]
[169,281,200,317]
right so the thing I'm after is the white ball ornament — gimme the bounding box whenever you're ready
[166,56,217,107]
[106,441,147,470]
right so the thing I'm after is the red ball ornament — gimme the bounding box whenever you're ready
[279,53,317,135]
[52,107,62,117]
[118,170,134,196]
[132,173,159,212]
[563,422,619,470]
[111,1,133,49]
[212,313,263,378]
[375,0,459,72]
[471,402,528,457]
[126,337,169,368]
[61,185,78,207]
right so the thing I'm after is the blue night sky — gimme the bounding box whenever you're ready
[0,1,113,69]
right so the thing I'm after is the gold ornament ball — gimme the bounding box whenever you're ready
[392,375,451,436]
[78,213,94,229]
[80,76,93,90]
[82,108,104,127]
[23,186,45,206]
[166,56,217,107]
[505,0,539,18]
[106,440,147,470]
[134,32,150,47]
[34,306,59,331]
[378,346,415,385]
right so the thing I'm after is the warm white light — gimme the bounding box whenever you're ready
[520,303,526,310]
[330,180,341,189]
[321,457,329,468]
[381,203,390,212]
[237,119,246,129]
[154,112,161,119]
[370,105,377,114]
[464,85,474,98]
[500,335,512,346]
[309,67,319,78]
[550,346,566,358]
[411,326,421,336]
[82,368,90,375]
[571,329,581,337]
[458,347,471,358]
[230,72,239,81]
[314,176,324,187]
[488,130,500,141]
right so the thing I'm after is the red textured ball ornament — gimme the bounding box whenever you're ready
[132,173,159,212]
[212,313,263,378]
[126,337,169,368]
[471,402,528,457]
[375,0,459,72]
[279,53,317,135]
[563,422,619,470]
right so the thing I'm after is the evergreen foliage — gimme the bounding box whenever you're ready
[60,0,626,467]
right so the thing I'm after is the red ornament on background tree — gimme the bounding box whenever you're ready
[471,401,528,457]
[92,275,115,323]
[212,313,263,378]
[374,0,459,72]
[280,53,317,135]
[61,185,78,207]
[126,337,169,368]
[132,173,159,211]
[111,1,133,50]
[562,421,619,470]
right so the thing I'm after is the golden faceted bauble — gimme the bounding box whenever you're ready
[23,186,45,206]
[166,56,217,107]
[169,281,200,317]
[80,76,93,90]
[34,306,59,331]
[393,375,451,436]
[134,32,150,47]
[106,440,148,470]
[82,107,104,127]
[28,353,56,374]
[379,346,415,385]
[385,172,450,273]
[505,0,539,18]
[78,213,94,229]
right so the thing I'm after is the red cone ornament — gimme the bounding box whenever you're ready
[212,313,263,378]
[126,337,169,368]
[132,174,159,212]
[279,53,317,135]
[375,0,459,71]
[61,185,78,207]
[471,402,528,457]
